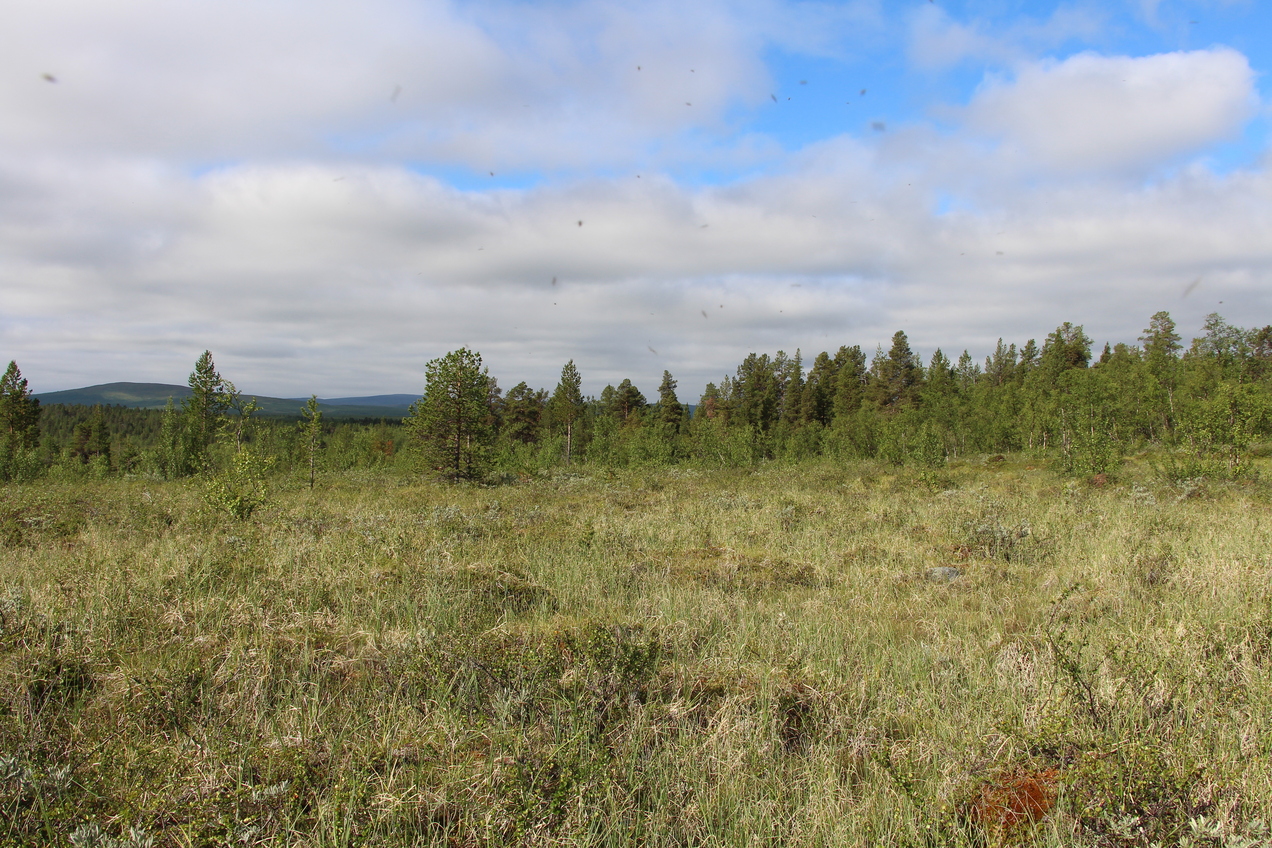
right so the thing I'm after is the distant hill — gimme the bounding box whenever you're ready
[34,383,416,419]
[35,383,191,409]
[319,394,420,408]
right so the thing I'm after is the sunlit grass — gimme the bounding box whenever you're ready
[2,458,1271,845]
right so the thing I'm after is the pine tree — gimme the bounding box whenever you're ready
[609,379,647,423]
[1039,323,1092,374]
[1017,339,1040,376]
[502,382,547,444]
[406,348,492,481]
[696,383,723,420]
[733,353,780,432]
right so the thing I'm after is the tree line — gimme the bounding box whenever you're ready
[393,310,1272,481]
[2,310,1270,485]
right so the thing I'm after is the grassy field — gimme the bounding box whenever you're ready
[2,457,1272,847]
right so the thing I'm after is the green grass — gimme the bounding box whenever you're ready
[2,458,1272,846]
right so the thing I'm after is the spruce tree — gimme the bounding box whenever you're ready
[549,360,585,463]
[70,405,112,468]
[983,340,1016,386]
[0,361,40,449]
[866,332,923,409]
[801,352,838,426]
[831,346,867,420]
[88,404,112,463]
[656,371,683,429]
[0,361,41,480]
[778,351,804,427]
[182,351,235,472]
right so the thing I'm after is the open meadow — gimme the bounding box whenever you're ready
[3,457,1272,847]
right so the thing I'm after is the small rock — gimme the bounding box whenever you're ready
[928,566,961,582]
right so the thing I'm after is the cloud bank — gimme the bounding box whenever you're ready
[1,0,1270,400]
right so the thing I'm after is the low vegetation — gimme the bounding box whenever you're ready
[2,310,1271,844]
[3,453,1272,846]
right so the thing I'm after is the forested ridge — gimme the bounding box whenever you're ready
[3,310,1270,484]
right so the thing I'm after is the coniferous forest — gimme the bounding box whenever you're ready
[3,310,1269,485]
[3,310,1272,847]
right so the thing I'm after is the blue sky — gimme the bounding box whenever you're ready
[2,0,1271,399]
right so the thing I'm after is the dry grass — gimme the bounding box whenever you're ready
[1,457,1271,846]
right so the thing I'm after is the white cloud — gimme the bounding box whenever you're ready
[3,3,1272,400]
[965,48,1257,174]
[5,138,1272,398]
[2,0,824,172]
[908,5,1104,70]
[909,7,1011,69]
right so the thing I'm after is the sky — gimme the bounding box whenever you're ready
[3,0,1271,400]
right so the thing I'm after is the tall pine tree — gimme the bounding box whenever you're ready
[406,348,492,481]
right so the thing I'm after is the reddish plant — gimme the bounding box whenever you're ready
[966,767,1060,842]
